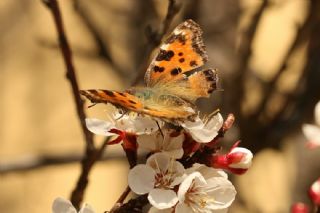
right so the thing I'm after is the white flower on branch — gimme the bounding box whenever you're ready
[85,112,161,136]
[302,101,320,148]
[52,197,94,213]
[128,153,185,209]
[137,130,184,159]
[175,164,236,213]
[179,113,223,143]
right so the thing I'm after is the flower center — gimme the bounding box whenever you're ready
[154,170,175,189]
[184,180,214,212]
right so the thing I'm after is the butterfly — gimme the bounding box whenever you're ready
[80,19,218,122]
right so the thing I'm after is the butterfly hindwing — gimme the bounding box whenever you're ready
[144,19,208,87]
[153,69,218,103]
[140,92,196,120]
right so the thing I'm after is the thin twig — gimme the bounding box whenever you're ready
[232,0,269,118]
[70,138,110,209]
[109,186,131,213]
[73,0,112,62]
[43,0,112,209]
[43,0,94,150]
[111,195,148,213]
[0,152,124,174]
[131,0,181,85]
[250,4,315,120]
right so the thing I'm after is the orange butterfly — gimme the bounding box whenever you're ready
[80,20,218,122]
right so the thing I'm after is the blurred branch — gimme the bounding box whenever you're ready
[239,0,320,152]
[72,0,128,78]
[0,151,124,174]
[42,0,94,150]
[250,2,316,120]
[110,195,148,213]
[233,0,269,117]
[131,0,181,85]
[70,139,110,209]
[43,0,112,209]
[109,186,131,212]
[73,0,112,62]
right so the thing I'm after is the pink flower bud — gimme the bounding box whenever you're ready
[211,143,253,175]
[290,202,309,213]
[227,147,253,170]
[309,178,320,205]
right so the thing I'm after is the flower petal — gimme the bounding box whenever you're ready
[79,203,95,213]
[148,207,174,213]
[85,118,116,136]
[169,161,186,187]
[132,116,163,135]
[302,124,320,146]
[177,172,206,202]
[148,189,178,209]
[315,101,320,126]
[205,177,237,210]
[175,203,193,213]
[146,153,170,173]
[52,197,77,213]
[187,163,228,179]
[137,134,158,151]
[228,147,253,169]
[181,113,223,143]
[128,165,155,195]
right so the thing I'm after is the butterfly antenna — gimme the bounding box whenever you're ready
[156,121,164,138]
[115,112,126,120]
[88,103,97,108]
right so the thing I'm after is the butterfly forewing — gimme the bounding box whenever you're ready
[144,19,208,87]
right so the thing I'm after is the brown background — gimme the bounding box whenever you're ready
[1,0,320,212]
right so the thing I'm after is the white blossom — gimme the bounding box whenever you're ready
[179,113,223,143]
[137,130,184,159]
[302,101,320,148]
[52,197,94,213]
[128,153,185,209]
[85,112,161,136]
[175,164,236,213]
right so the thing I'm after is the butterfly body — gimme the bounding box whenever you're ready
[80,20,218,122]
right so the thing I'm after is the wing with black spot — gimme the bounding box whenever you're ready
[80,89,143,112]
[144,19,208,87]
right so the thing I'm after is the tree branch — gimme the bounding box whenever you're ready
[43,0,113,209]
[43,0,94,150]
[232,0,269,118]
[0,151,124,174]
[249,2,315,120]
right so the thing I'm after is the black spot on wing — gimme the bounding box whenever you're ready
[117,92,127,97]
[165,34,186,45]
[129,100,137,104]
[170,67,182,76]
[102,90,116,97]
[153,66,165,72]
[178,52,183,56]
[190,60,198,67]
[156,49,174,61]
[179,58,185,63]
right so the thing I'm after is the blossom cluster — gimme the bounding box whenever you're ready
[82,111,253,212]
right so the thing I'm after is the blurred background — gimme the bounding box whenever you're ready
[1,0,320,212]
